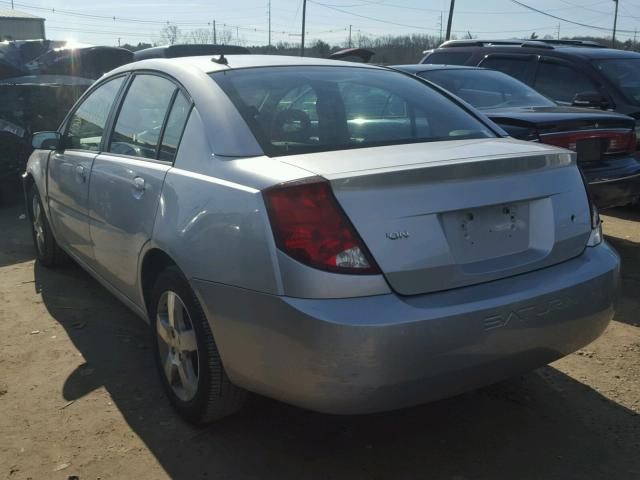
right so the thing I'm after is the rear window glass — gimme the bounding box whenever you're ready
[211,66,494,157]
[479,55,533,82]
[419,69,555,109]
[423,51,472,65]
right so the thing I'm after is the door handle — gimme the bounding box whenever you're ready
[75,165,86,181]
[133,176,146,191]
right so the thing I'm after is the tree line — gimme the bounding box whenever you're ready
[120,26,640,65]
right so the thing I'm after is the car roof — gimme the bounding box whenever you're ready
[113,54,383,76]
[433,40,640,60]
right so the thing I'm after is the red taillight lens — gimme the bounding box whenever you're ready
[541,130,636,155]
[263,177,380,275]
[578,171,602,246]
[579,170,600,229]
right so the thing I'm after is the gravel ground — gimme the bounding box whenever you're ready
[0,196,638,480]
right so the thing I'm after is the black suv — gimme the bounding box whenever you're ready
[421,39,640,123]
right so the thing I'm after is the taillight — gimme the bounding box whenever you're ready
[579,171,603,247]
[263,177,380,275]
[541,130,636,155]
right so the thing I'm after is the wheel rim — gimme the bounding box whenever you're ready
[156,291,199,402]
[31,195,45,256]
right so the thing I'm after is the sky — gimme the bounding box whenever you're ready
[3,0,640,47]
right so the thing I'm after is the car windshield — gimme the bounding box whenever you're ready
[417,68,556,109]
[211,66,494,157]
[592,58,640,106]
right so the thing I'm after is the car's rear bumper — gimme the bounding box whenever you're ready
[192,242,619,415]
[583,155,640,209]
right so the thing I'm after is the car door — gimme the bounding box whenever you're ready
[47,75,126,263]
[88,73,192,301]
[532,57,603,106]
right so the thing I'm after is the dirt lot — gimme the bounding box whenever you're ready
[0,193,638,480]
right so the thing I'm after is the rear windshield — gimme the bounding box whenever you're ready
[423,51,472,65]
[418,68,556,109]
[211,66,494,157]
[592,58,640,106]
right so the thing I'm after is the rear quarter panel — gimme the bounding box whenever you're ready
[148,108,309,296]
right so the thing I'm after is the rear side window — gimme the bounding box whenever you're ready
[479,55,533,82]
[158,91,191,162]
[109,75,177,159]
[423,51,472,65]
[66,76,124,151]
[534,61,599,104]
[212,66,494,157]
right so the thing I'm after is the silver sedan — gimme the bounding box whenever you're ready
[24,55,619,423]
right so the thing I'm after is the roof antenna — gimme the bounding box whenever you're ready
[212,53,228,65]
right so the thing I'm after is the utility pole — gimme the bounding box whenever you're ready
[213,20,217,44]
[300,0,307,56]
[557,23,560,40]
[634,28,638,50]
[118,37,121,47]
[445,0,455,41]
[348,25,352,48]
[268,0,272,48]
[439,11,443,44]
[612,0,619,48]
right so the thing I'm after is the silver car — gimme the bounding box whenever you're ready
[24,55,619,424]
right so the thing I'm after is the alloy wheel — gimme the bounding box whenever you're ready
[156,291,200,402]
[31,195,45,256]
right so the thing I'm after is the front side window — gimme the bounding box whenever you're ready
[66,76,124,151]
[109,75,177,159]
[419,69,556,109]
[479,55,534,82]
[592,58,640,106]
[212,66,494,157]
[534,61,598,104]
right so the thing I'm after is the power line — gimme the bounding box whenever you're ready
[308,0,439,31]
[304,0,613,15]
[510,0,636,34]
[309,0,560,35]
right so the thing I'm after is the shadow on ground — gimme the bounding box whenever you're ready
[605,230,640,328]
[33,258,640,480]
[602,205,640,222]
[0,185,33,267]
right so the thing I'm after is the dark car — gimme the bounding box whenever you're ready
[421,39,640,124]
[395,64,640,209]
[0,40,132,198]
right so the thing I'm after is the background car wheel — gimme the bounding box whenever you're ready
[28,184,67,267]
[150,266,247,424]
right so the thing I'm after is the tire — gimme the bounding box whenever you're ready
[28,184,67,267]
[150,266,247,424]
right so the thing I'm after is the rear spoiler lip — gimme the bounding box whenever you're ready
[328,48,375,63]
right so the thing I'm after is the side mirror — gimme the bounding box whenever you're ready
[32,131,62,150]
[572,91,608,109]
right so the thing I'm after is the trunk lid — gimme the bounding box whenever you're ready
[280,138,592,295]
[485,107,636,164]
